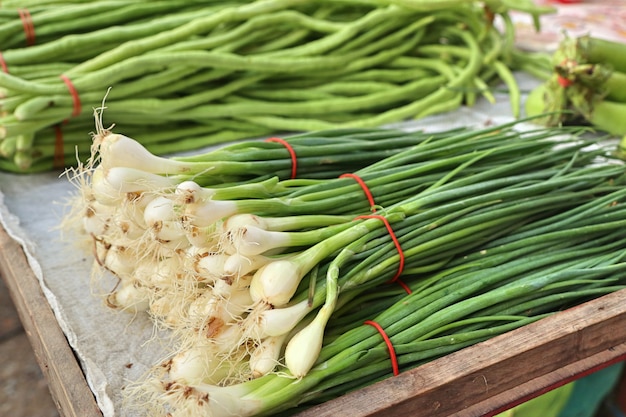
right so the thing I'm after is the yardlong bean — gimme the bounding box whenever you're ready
[0,0,553,172]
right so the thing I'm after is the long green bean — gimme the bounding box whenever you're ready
[0,0,552,172]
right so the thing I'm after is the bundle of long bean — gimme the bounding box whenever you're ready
[61,116,626,416]
[0,0,552,173]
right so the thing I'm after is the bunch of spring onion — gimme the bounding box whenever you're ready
[129,181,626,417]
[525,35,626,137]
[0,0,553,172]
[62,114,626,415]
[64,108,469,314]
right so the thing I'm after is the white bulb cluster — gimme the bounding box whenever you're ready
[68,131,338,390]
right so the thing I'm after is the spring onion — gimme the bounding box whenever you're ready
[132,201,626,417]
[60,115,626,416]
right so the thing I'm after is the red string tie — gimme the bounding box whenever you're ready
[355,214,405,283]
[18,9,35,46]
[265,137,297,179]
[60,74,82,118]
[395,279,412,294]
[54,75,81,169]
[557,75,573,88]
[364,320,399,376]
[557,59,575,88]
[340,173,377,212]
[0,52,8,73]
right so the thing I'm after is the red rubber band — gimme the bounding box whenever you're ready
[54,124,66,169]
[60,74,81,118]
[557,74,573,88]
[364,320,399,376]
[340,173,377,212]
[355,214,405,282]
[265,137,297,179]
[18,9,35,46]
[395,279,412,294]
[556,59,575,88]
[0,52,8,73]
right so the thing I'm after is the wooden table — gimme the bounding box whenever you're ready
[2,221,626,417]
[0,223,102,417]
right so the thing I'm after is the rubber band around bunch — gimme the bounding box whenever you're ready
[343,175,409,293]
[557,75,573,88]
[60,75,82,118]
[54,75,82,168]
[355,214,406,284]
[339,173,377,212]
[364,320,400,376]
[265,137,297,179]
[18,9,36,47]
[557,59,574,88]
[0,52,8,73]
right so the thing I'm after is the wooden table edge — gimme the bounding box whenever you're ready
[295,279,626,416]
[464,341,626,416]
[0,223,102,417]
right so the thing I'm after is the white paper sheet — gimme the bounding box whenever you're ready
[0,170,168,417]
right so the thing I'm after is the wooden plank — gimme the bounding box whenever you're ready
[0,331,62,417]
[0,224,102,417]
[465,341,626,416]
[0,277,22,339]
[295,288,626,417]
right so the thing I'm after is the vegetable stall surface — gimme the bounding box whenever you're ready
[62,118,626,416]
[0,0,553,173]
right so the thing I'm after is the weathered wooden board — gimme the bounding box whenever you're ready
[0,224,102,417]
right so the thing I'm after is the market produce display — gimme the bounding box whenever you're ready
[4,0,626,416]
[62,118,626,416]
[0,0,552,173]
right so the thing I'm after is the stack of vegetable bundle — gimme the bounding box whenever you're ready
[62,116,626,416]
[0,0,552,173]
[525,35,626,137]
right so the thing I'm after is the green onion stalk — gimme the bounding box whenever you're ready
[239,155,624,375]
[128,184,626,417]
[525,35,626,138]
[63,122,472,321]
[0,0,552,172]
[61,113,626,416]
[66,121,488,307]
[199,163,626,364]
[65,120,598,330]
